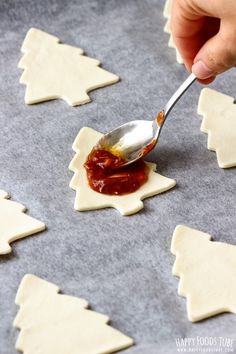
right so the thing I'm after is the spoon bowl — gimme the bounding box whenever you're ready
[96,73,197,166]
[96,119,159,165]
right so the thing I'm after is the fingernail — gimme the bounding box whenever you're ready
[192,60,214,79]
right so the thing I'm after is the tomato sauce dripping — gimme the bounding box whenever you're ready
[84,149,149,195]
[140,138,157,158]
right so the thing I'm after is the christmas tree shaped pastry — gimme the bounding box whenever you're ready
[198,88,236,168]
[68,127,176,215]
[171,225,236,322]
[163,0,183,64]
[18,28,119,106]
[0,191,45,255]
[14,274,133,354]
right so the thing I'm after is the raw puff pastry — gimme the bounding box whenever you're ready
[198,88,236,168]
[69,127,176,216]
[14,274,133,354]
[171,225,236,322]
[18,28,119,106]
[163,0,183,64]
[0,191,45,255]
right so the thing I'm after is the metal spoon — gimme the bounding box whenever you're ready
[96,73,197,166]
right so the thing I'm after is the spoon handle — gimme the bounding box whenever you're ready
[164,73,197,119]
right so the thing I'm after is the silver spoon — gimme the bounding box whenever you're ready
[96,73,197,166]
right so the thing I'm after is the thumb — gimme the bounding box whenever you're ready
[192,28,236,79]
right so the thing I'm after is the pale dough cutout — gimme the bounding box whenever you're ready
[69,127,176,216]
[0,191,45,255]
[163,0,183,64]
[14,274,134,354]
[171,225,236,322]
[18,28,119,106]
[198,88,236,168]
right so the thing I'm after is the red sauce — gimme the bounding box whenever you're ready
[84,149,149,195]
[140,138,157,158]
[157,110,165,127]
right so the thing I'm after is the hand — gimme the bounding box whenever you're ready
[171,0,236,83]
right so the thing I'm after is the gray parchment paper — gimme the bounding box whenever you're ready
[0,1,236,353]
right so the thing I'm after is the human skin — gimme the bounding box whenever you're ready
[171,0,236,84]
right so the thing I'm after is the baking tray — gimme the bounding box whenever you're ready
[1,0,236,353]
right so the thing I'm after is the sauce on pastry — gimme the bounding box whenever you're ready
[84,149,149,195]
